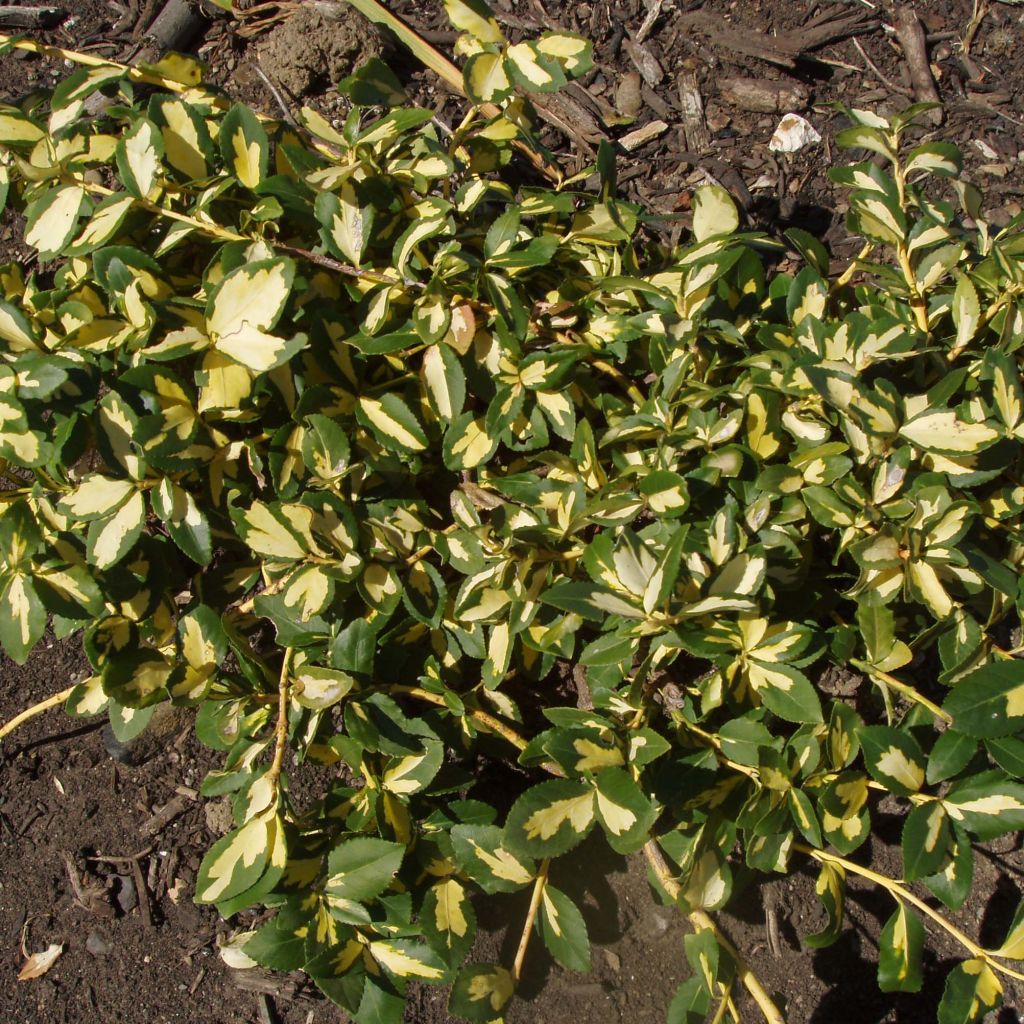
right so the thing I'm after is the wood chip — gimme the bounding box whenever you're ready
[678,72,710,154]
[622,38,664,87]
[140,795,189,836]
[718,77,810,114]
[615,71,643,117]
[620,120,669,152]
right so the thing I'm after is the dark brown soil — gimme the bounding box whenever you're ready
[2,1,1024,1022]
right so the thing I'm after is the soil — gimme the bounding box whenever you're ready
[3,1,1024,1023]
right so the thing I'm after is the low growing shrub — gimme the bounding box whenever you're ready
[1,10,1024,1023]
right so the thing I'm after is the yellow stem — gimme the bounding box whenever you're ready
[643,842,787,1024]
[0,685,77,742]
[512,859,550,985]
[0,34,195,96]
[267,648,294,785]
[590,358,645,406]
[829,241,874,293]
[795,844,1024,984]
[392,686,565,777]
[857,663,952,723]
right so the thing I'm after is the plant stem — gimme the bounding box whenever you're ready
[589,358,645,406]
[0,684,78,742]
[267,648,294,786]
[855,662,952,723]
[512,859,550,985]
[794,844,1024,984]
[643,841,787,1024]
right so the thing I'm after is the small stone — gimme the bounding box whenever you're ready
[602,949,621,972]
[615,72,643,117]
[204,799,234,836]
[86,930,111,957]
[113,874,137,914]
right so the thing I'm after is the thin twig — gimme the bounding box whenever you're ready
[253,62,300,131]
[851,37,911,96]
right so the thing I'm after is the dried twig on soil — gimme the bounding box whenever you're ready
[893,6,944,125]
[61,851,114,917]
[139,0,205,55]
[140,795,190,836]
[0,5,64,29]
[851,37,912,97]
[678,6,878,68]
[636,0,663,44]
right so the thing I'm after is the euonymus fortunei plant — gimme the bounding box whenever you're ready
[1,6,1024,1021]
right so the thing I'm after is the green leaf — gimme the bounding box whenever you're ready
[748,661,823,724]
[942,772,1024,839]
[357,394,429,454]
[691,184,739,242]
[804,860,845,948]
[877,903,924,992]
[592,768,658,854]
[421,879,476,968]
[195,813,272,904]
[994,898,1024,960]
[504,779,595,858]
[859,726,926,796]
[902,801,953,881]
[151,478,211,564]
[451,824,536,894]
[86,490,146,569]
[449,963,515,1023]
[937,959,1002,1024]
[667,977,712,1024]
[539,883,590,971]
[942,660,1024,738]
[325,836,406,903]
[0,572,46,664]
[220,103,269,189]
[921,825,974,910]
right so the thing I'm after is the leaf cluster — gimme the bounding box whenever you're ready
[1,29,1024,1024]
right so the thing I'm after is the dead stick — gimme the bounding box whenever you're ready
[893,6,943,124]
[130,856,153,928]
[0,6,64,29]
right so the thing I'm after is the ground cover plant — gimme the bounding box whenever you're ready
[1,2,1024,1021]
